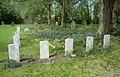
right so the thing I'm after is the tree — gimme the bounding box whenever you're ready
[98,0,116,35]
[0,0,23,24]
[44,0,52,25]
[57,0,73,27]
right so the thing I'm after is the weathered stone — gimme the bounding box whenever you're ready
[86,36,94,51]
[1,21,4,26]
[65,38,73,56]
[11,21,15,26]
[13,35,17,44]
[40,41,49,59]
[13,27,20,47]
[17,27,20,34]
[17,27,20,42]
[8,44,20,62]
[56,22,58,26]
[33,22,38,35]
[71,20,76,28]
[13,34,20,47]
[103,34,110,48]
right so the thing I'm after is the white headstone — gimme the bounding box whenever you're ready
[65,38,73,56]
[1,21,4,26]
[14,27,20,47]
[40,41,49,59]
[86,36,94,51]
[8,43,20,62]
[71,20,76,28]
[56,22,58,26]
[16,27,20,40]
[15,27,20,38]
[13,34,20,47]
[103,34,110,48]
[13,35,17,44]
[17,27,20,34]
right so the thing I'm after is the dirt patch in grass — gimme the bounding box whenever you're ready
[21,55,68,65]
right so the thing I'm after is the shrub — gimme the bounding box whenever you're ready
[4,60,21,68]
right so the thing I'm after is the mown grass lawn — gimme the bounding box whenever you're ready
[0,26,16,61]
[0,24,120,77]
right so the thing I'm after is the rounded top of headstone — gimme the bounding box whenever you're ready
[87,36,93,38]
[40,41,49,44]
[104,34,110,36]
[67,38,73,40]
[66,38,74,41]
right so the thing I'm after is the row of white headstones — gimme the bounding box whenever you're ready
[8,27,20,62]
[40,35,110,59]
[8,27,110,62]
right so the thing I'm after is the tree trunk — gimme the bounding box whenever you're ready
[86,2,90,25]
[97,0,104,35]
[61,0,64,27]
[109,0,116,32]
[103,0,110,34]
[48,1,51,25]
[98,0,116,35]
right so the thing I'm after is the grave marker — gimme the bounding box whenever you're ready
[40,41,49,59]
[33,22,38,35]
[13,34,20,47]
[71,20,76,28]
[86,36,94,51]
[8,44,20,62]
[65,38,73,56]
[17,27,20,34]
[56,22,58,26]
[40,41,55,59]
[103,34,110,48]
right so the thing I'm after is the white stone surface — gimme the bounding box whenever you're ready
[71,20,76,28]
[103,34,110,48]
[56,22,58,26]
[40,41,49,59]
[13,27,20,47]
[65,38,73,56]
[86,36,94,51]
[13,34,20,47]
[13,35,17,44]
[8,44,20,62]
[16,27,20,39]
[17,26,20,34]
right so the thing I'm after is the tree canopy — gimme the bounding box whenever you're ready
[0,0,120,35]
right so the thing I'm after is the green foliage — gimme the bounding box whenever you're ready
[0,0,101,24]
[0,1,24,24]
[4,60,21,68]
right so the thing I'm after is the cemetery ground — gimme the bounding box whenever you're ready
[0,24,120,77]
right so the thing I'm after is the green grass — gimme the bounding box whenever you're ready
[0,24,120,77]
[0,26,16,61]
